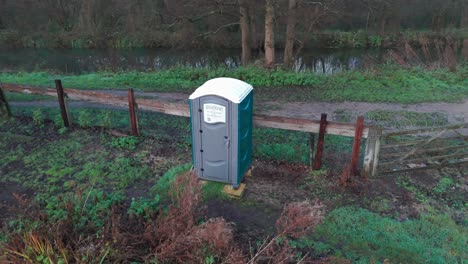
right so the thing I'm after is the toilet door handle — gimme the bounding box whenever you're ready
[224,137,230,148]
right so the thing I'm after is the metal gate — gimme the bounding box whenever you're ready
[377,123,468,175]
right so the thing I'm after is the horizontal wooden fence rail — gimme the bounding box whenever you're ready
[2,83,379,176]
[1,83,371,137]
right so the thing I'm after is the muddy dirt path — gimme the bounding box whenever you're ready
[9,90,467,126]
[260,100,467,124]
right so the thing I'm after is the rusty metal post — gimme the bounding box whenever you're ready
[55,80,70,127]
[128,88,139,136]
[313,113,327,170]
[0,86,11,118]
[350,116,365,175]
[309,133,315,168]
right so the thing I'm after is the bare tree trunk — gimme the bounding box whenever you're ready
[388,3,400,33]
[239,0,251,65]
[249,3,259,51]
[264,0,275,67]
[462,39,468,59]
[461,5,468,29]
[127,2,136,34]
[79,0,95,34]
[379,15,387,35]
[283,0,298,67]
[432,11,446,32]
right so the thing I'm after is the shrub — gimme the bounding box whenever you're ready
[32,109,44,127]
[77,110,92,128]
[250,200,326,263]
[144,171,245,263]
[110,136,139,150]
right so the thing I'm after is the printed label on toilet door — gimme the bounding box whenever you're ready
[203,103,226,124]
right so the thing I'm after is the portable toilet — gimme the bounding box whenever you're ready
[189,78,253,189]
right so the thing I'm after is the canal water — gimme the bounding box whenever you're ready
[0,48,389,74]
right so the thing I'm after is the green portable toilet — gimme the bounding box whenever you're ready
[189,78,253,189]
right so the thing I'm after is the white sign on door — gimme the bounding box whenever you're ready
[203,103,226,124]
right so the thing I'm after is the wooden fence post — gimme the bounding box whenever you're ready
[0,86,11,118]
[313,113,327,170]
[128,88,139,136]
[371,130,382,176]
[55,80,70,127]
[363,127,382,177]
[350,116,364,175]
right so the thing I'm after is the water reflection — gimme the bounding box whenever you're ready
[0,48,384,74]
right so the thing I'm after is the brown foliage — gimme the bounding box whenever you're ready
[144,171,245,263]
[339,163,353,187]
[249,200,325,264]
[275,201,325,239]
[388,37,458,71]
[2,172,340,263]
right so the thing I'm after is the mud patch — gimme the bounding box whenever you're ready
[0,182,32,222]
[244,161,310,209]
[204,199,280,250]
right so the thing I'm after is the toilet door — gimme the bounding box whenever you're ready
[199,96,230,181]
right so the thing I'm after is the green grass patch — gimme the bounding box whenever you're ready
[365,110,448,128]
[0,117,195,223]
[202,181,228,201]
[151,163,192,200]
[292,207,468,264]
[0,122,156,198]
[433,177,454,194]
[2,63,467,103]
[11,106,191,140]
[254,128,310,164]
[9,105,357,166]
[4,92,53,102]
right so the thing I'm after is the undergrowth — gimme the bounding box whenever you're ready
[9,107,355,166]
[1,171,328,263]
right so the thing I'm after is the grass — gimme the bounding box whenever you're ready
[1,63,468,103]
[1,128,154,193]
[0,116,196,223]
[1,110,466,262]
[365,110,449,128]
[4,92,53,102]
[397,172,467,211]
[292,207,468,264]
[10,105,359,167]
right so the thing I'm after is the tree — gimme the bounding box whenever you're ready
[78,0,96,34]
[463,39,468,59]
[239,0,251,65]
[461,4,468,29]
[249,1,260,52]
[36,0,80,32]
[264,0,275,67]
[283,0,298,67]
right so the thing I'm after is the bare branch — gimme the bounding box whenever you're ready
[192,22,240,39]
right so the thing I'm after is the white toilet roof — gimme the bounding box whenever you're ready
[189,77,253,103]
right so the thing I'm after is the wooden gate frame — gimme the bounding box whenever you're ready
[376,123,468,175]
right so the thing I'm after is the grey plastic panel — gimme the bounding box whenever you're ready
[198,96,230,182]
[190,99,203,179]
